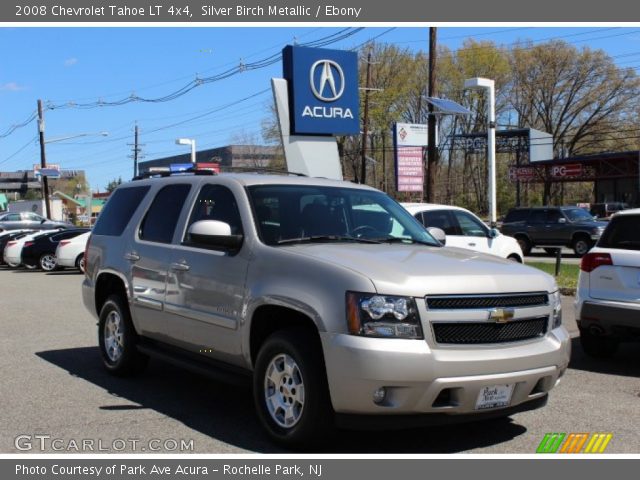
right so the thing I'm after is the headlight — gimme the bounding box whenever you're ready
[551,290,562,329]
[346,292,423,339]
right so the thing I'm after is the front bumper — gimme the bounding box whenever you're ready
[321,327,570,416]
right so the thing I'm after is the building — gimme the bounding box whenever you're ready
[0,170,41,195]
[509,150,640,206]
[138,145,279,175]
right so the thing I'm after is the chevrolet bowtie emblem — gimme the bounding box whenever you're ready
[488,308,515,323]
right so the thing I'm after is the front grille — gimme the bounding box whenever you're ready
[432,317,548,344]
[426,293,548,310]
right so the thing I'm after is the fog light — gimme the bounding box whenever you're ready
[373,387,387,404]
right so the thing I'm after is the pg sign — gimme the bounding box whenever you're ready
[283,45,359,136]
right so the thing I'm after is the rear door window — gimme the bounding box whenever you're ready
[421,210,460,235]
[139,184,192,244]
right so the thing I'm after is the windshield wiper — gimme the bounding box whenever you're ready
[374,236,440,247]
[277,235,382,245]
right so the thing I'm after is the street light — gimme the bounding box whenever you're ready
[45,131,109,144]
[464,77,497,227]
[176,138,196,164]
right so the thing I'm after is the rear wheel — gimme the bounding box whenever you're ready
[572,236,593,257]
[507,254,522,263]
[98,295,148,376]
[253,328,333,448]
[579,328,618,358]
[39,253,57,271]
[515,235,532,256]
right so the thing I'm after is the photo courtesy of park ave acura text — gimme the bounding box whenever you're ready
[1,19,640,456]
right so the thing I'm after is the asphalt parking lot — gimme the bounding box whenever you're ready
[1,267,639,454]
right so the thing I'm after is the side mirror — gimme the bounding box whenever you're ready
[427,227,446,245]
[186,220,243,250]
[488,228,499,239]
[558,217,567,224]
[40,218,46,224]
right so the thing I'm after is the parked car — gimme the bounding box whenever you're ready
[501,206,608,257]
[575,209,640,358]
[3,229,64,267]
[56,231,91,273]
[21,228,90,271]
[589,202,629,220]
[83,172,569,448]
[402,203,524,262]
[0,212,71,232]
[0,230,35,265]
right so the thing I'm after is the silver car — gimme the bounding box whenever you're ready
[82,173,570,447]
[0,211,70,232]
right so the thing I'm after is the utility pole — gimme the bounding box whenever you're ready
[426,27,438,202]
[37,99,52,220]
[128,122,144,177]
[360,51,372,185]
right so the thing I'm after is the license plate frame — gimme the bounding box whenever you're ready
[475,384,514,410]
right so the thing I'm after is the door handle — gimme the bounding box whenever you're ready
[124,252,140,262]
[468,242,476,247]
[170,262,190,272]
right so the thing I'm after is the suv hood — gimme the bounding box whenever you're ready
[284,243,556,296]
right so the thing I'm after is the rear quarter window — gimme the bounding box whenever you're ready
[93,186,150,236]
[597,216,640,250]
[504,209,529,223]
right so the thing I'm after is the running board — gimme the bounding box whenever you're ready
[137,343,252,388]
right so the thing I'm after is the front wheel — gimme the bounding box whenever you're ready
[573,237,593,257]
[75,253,86,274]
[253,328,333,448]
[98,295,148,376]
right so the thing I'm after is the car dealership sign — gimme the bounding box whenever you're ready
[283,45,359,135]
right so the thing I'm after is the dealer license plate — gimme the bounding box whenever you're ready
[475,384,514,410]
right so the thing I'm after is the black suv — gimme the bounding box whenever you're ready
[501,206,607,257]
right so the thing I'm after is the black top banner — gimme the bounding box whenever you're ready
[4,0,640,22]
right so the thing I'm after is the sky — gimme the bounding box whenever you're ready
[2,26,640,191]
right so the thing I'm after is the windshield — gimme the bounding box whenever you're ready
[248,185,440,247]
[564,208,595,223]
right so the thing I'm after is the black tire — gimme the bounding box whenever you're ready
[253,328,333,448]
[573,236,593,257]
[515,235,532,256]
[39,253,57,271]
[507,254,522,263]
[75,254,85,274]
[579,328,618,359]
[98,294,148,376]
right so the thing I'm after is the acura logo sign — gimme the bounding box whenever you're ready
[310,60,345,102]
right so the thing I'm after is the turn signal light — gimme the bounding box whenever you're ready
[580,252,613,273]
[23,241,34,248]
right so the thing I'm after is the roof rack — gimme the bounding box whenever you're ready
[132,167,216,181]
[220,167,307,177]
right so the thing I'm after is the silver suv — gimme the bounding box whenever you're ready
[82,172,570,447]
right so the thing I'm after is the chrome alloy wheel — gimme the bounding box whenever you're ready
[104,310,124,362]
[264,353,305,428]
[40,254,57,271]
